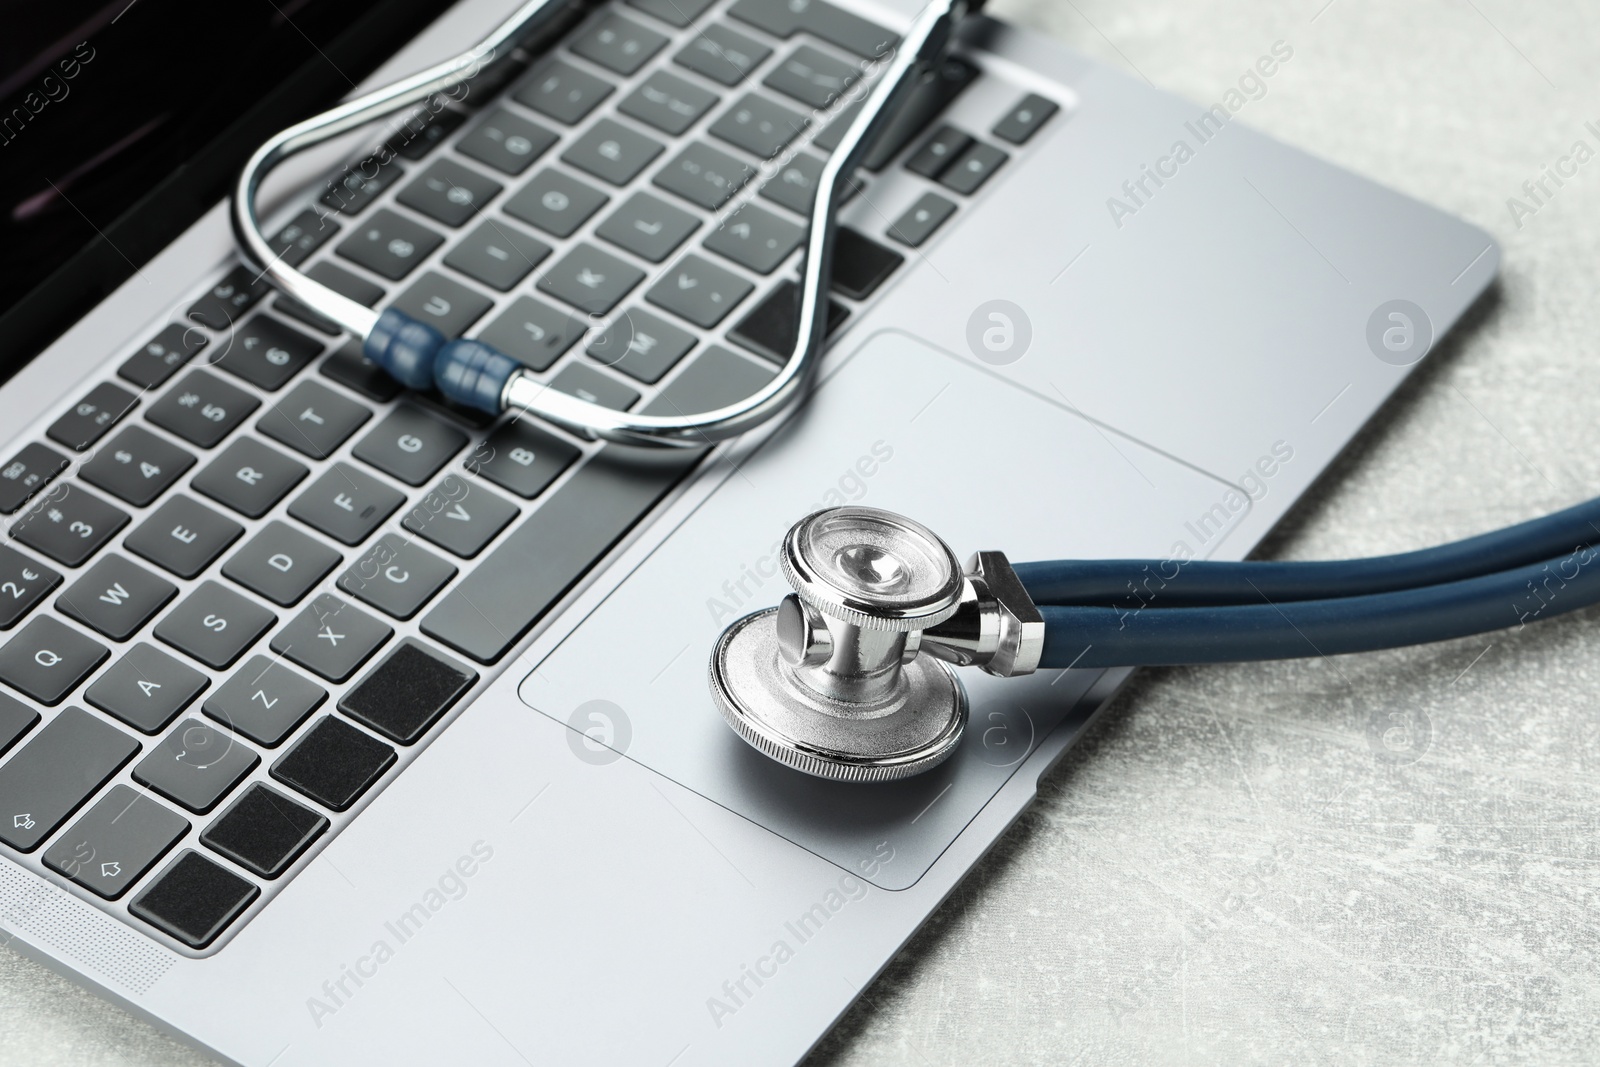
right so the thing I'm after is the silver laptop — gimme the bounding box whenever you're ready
[0,0,1496,1063]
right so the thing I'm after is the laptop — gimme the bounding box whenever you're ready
[0,0,1497,1063]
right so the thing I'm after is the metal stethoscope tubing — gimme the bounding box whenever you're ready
[231,0,982,448]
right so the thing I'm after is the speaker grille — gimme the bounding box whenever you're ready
[0,863,173,995]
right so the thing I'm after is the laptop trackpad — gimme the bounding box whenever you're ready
[519,330,1238,890]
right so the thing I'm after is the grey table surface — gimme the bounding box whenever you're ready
[6,1,1600,1064]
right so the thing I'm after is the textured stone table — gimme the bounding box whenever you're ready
[5,1,1599,1065]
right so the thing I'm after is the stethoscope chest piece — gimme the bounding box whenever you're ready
[710,507,1039,783]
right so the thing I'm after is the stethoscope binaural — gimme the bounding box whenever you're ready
[232,0,1600,783]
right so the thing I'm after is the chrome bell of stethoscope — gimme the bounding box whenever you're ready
[709,507,1043,782]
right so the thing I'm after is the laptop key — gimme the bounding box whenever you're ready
[84,642,208,734]
[401,475,518,559]
[129,850,259,949]
[319,341,402,402]
[56,554,178,641]
[764,45,861,109]
[288,463,405,546]
[940,141,1008,195]
[0,442,69,514]
[43,785,188,900]
[537,244,646,316]
[830,226,905,299]
[502,168,610,238]
[187,267,268,331]
[204,655,327,748]
[704,204,804,274]
[307,261,386,308]
[595,192,700,263]
[268,208,341,267]
[729,278,849,363]
[0,707,138,851]
[201,783,328,878]
[619,70,720,136]
[192,438,308,518]
[125,496,243,579]
[760,151,864,214]
[334,208,444,281]
[993,93,1060,145]
[561,118,666,186]
[626,0,717,27]
[79,426,195,507]
[339,639,477,745]
[729,0,896,58]
[134,719,259,815]
[456,108,558,176]
[389,106,466,160]
[646,254,754,328]
[337,534,457,620]
[587,308,695,384]
[442,220,551,291]
[888,191,958,247]
[47,381,139,453]
[654,142,755,210]
[223,522,342,607]
[674,23,771,86]
[473,296,587,371]
[467,419,580,498]
[396,159,504,228]
[119,323,209,390]
[646,345,775,415]
[270,594,391,683]
[906,124,974,179]
[549,364,640,412]
[0,693,38,759]
[352,407,466,487]
[0,618,109,706]
[390,271,494,339]
[0,546,60,631]
[147,370,261,449]
[514,58,615,125]
[155,581,276,670]
[572,14,669,75]
[271,715,395,811]
[257,379,373,460]
[320,154,405,215]
[12,484,130,568]
[709,93,809,160]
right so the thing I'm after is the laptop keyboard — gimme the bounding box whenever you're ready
[0,0,1059,953]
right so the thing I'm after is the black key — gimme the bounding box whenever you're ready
[595,192,701,263]
[11,484,130,568]
[274,294,341,336]
[514,58,615,125]
[728,0,896,58]
[187,267,268,331]
[389,106,466,160]
[824,56,979,170]
[334,208,445,281]
[888,191,957,246]
[204,656,327,748]
[674,23,771,86]
[561,118,665,186]
[396,159,503,228]
[537,244,646,316]
[704,204,804,274]
[644,345,775,415]
[586,307,696,384]
[830,226,904,299]
[271,716,395,811]
[940,141,1008,195]
[905,124,974,179]
[134,719,259,814]
[0,617,108,706]
[47,381,139,452]
[423,445,702,662]
[257,380,372,460]
[352,407,466,487]
[729,278,849,363]
[147,370,261,449]
[270,594,392,683]
[442,220,550,291]
[993,92,1060,145]
[710,93,809,159]
[320,340,402,402]
[84,642,208,734]
[320,154,405,215]
[401,475,518,559]
[473,296,587,372]
[619,71,720,136]
[456,109,558,175]
[0,706,138,852]
[337,534,458,620]
[572,14,668,75]
[0,442,69,514]
[223,522,342,608]
[119,323,209,390]
[288,464,405,546]
[0,693,38,759]
[43,785,188,900]
[654,142,755,210]
[549,364,640,412]
[390,271,494,339]
[306,261,386,308]
[268,208,341,267]
[502,168,610,238]
[763,45,860,109]
[191,438,308,519]
[201,784,328,878]
[56,555,177,641]
[0,546,60,631]
[339,639,476,745]
[79,426,195,507]
[627,0,717,28]
[760,151,864,215]
[155,582,276,670]
[130,850,259,948]
[467,418,581,498]
[125,496,243,579]
[645,254,754,328]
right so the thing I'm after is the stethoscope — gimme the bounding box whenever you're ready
[232,0,1600,783]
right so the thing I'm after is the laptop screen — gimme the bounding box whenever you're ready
[0,0,454,381]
